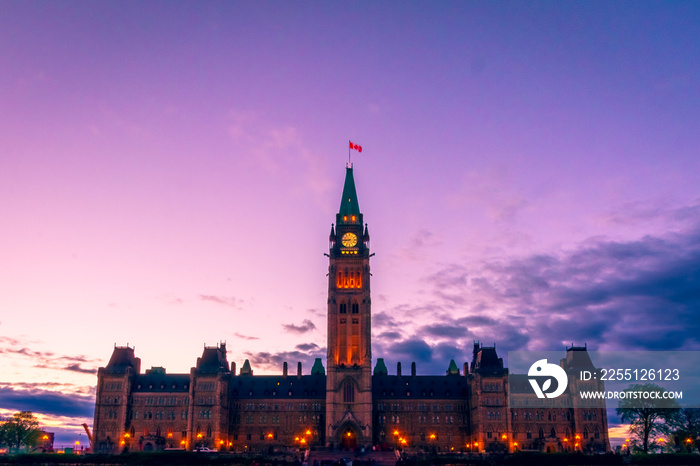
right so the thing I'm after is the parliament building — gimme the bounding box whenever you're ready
[93,164,609,454]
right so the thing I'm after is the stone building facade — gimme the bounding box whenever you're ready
[93,164,609,454]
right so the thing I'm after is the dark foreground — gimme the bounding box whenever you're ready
[2,452,700,466]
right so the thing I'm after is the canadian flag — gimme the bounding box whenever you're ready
[349,141,362,152]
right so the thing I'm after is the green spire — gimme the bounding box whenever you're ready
[373,358,388,376]
[446,359,460,376]
[338,165,361,221]
[240,359,253,376]
[311,358,325,375]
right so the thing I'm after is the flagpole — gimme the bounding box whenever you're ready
[348,140,351,166]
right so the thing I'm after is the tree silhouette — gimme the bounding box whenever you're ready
[616,383,680,453]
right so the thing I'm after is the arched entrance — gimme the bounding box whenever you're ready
[340,426,358,450]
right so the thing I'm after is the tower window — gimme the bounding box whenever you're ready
[343,380,355,403]
[351,303,359,313]
[339,303,347,314]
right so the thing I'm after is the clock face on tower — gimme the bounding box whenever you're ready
[341,232,358,248]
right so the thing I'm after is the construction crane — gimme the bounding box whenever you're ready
[81,424,93,452]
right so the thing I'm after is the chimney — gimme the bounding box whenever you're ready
[297,362,302,379]
[411,362,416,377]
[231,362,236,374]
[283,362,288,378]
[397,362,402,377]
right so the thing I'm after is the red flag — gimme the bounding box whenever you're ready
[349,141,362,153]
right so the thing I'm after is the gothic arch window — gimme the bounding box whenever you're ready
[349,271,355,288]
[538,428,544,439]
[207,426,212,438]
[337,271,343,288]
[344,268,349,287]
[583,427,589,439]
[343,379,355,403]
[339,303,347,314]
[550,428,556,438]
[357,269,362,287]
[351,302,359,314]
[594,427,600,440]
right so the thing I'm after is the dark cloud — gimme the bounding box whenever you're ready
[63,363,97,374]
[295,343,319,351]
[0,337,100,374]
[372,310,411,329]
[34,363,97,374]
[243,345,326,374]
[282,319,316,334]
[432,342,466,366]
[424,221,700,352]
[370,214,700,374]
[418,323,467,339]
[0,382,95,396]
[233,332,259,340]
[385,338,432,363]
[0,386,94,418]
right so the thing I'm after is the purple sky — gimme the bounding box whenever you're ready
[1,2,699,446]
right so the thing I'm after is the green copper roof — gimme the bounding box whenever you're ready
[374,358,388,376]
[446,359,460,375]
[240,359,253,376]
[338,166,361,218]
[311,358,325,375]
